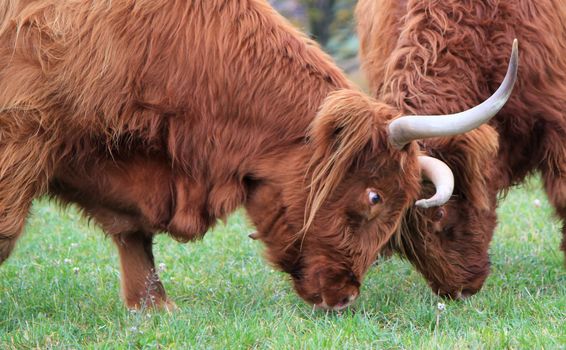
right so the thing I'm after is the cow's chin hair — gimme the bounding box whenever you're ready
[290,256,361,310]
[256,214,361,309]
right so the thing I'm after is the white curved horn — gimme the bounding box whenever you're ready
[415,156,454,208]
[388,39,519,149]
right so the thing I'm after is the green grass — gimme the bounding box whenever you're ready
[1,178,565,349]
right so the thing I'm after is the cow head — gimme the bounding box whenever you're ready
[391,124,501,299]
[247,41,517,310]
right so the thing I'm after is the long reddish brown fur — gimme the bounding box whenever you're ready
[357,0,566,297]
[0,0,427,309]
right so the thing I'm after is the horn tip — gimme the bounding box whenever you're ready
[512,39,519,60]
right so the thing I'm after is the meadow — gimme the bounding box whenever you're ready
[0,177,564,349]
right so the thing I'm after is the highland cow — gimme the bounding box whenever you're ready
[356,0,565,298]
[0,0,515,310]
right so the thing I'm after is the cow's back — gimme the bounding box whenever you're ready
[357,0,566,106]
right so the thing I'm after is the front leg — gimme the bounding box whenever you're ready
[112,232,172,309]
[538,134,566,265]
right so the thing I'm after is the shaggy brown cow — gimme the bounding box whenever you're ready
[0,0,514,310]
[356,0,565,298]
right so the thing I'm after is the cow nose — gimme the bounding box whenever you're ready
[336,294,357,309]
[339,296,350,306]
[330,294,357,311]
[316,293,358,311]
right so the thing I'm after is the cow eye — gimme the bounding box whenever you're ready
[368,191,381,205]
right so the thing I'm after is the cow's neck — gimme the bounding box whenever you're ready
[167,5,356,238]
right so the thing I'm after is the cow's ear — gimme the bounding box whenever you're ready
[310,89,393,157]
[310,89,374,156]
[430,124,499,211]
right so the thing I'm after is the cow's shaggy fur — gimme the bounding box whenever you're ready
[0,0,430,309]
[357,0,566,297]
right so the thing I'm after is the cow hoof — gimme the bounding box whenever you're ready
[126,297,177,312]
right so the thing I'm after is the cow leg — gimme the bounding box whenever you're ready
[0,179,31,262]
[112,232,173,310]
[0,206,29,264]
[544,177,566,261]
[536,121,566,263]
[51,158,176,310]
[0,128,52,263]
[539,146,566,263]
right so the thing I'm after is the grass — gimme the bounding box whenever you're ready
[0,177,564,349]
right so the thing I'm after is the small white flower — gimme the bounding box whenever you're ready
[533,199,541,207]
[129,326,138,332]
[437,302,446,311]
[157,263,166,272]
[64,258,72,264]
[73,267,80,275]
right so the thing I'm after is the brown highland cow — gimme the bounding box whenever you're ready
[356,0,565,298]
[0,0,515,310]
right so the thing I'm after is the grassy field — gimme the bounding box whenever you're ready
[0,178,564,349]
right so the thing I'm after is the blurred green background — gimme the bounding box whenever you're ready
[270,0,359,69]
